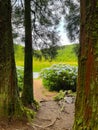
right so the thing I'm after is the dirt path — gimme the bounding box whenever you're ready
[33,79,75,130]
[33,79,57,101]
[0,79,75,130]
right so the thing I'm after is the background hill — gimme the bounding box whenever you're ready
[14,44,78,72]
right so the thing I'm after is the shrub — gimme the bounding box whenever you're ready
[53,90,66,101]
[40,64,78,91]
[16,66,24,91]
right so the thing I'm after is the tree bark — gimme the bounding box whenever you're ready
[22,0,34,106]
[73,0,98,129]
[0,0,22,120]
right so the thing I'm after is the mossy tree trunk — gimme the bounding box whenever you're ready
[0,0,22,120]
[73,0,98,129]
[22,0,34,106]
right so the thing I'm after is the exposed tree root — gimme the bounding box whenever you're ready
[44,117,59,128]
[30,117,59,129]
[36,117,51,122]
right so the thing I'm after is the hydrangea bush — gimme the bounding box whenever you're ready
[40,64,78,91]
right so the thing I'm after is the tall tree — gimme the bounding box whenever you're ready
[12,0,64,52]
[0,0,22,120]
[73,0,98,129]
[22,0,34,106]
[13,0,64,106]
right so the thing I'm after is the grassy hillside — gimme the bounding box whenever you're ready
[14,44,24,66]
[55,45,77,62]
[14,44,78,72]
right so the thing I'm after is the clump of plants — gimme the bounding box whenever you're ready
[53,90,66,101]
[40,64,78,92]
[16,66,24,92]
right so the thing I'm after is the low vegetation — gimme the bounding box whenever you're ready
[15,44,78,94]
[53,90,66,101]
[14,44,78,72]
[40,64,78,92]
[14,44,24,66]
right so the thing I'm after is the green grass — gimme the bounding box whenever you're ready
[14,44,78,72]
[55,45,77,62]
[33,61,77,72]
[14,44,24,66]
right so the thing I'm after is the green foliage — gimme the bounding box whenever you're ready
[14,44,78,72]
[53,90,66,101]
[55,44,78,62]
[41,46,58,61]
[23,107,36,121]
[14,44,24,61]
[73,44,79,56]
[14,44,24,67]
[16,67,24,91]
[34,44,78,71]
[40,64,78,91]
[65,0,80,41]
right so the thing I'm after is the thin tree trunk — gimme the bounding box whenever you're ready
[73,0,98,129]
[22,0,34,106]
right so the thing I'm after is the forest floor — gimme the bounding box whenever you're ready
[0,79,75,130]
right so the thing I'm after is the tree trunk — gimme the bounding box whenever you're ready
[0,0,22,120]
[73,0,98,129]
[22,0,34,106]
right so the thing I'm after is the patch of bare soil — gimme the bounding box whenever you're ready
[33,79,75,130]
[33,79,57,101]
[32,100,74,130]
[0,79,75,130]
[0,120,34,130]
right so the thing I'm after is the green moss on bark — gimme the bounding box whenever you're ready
[73,1,98,129]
